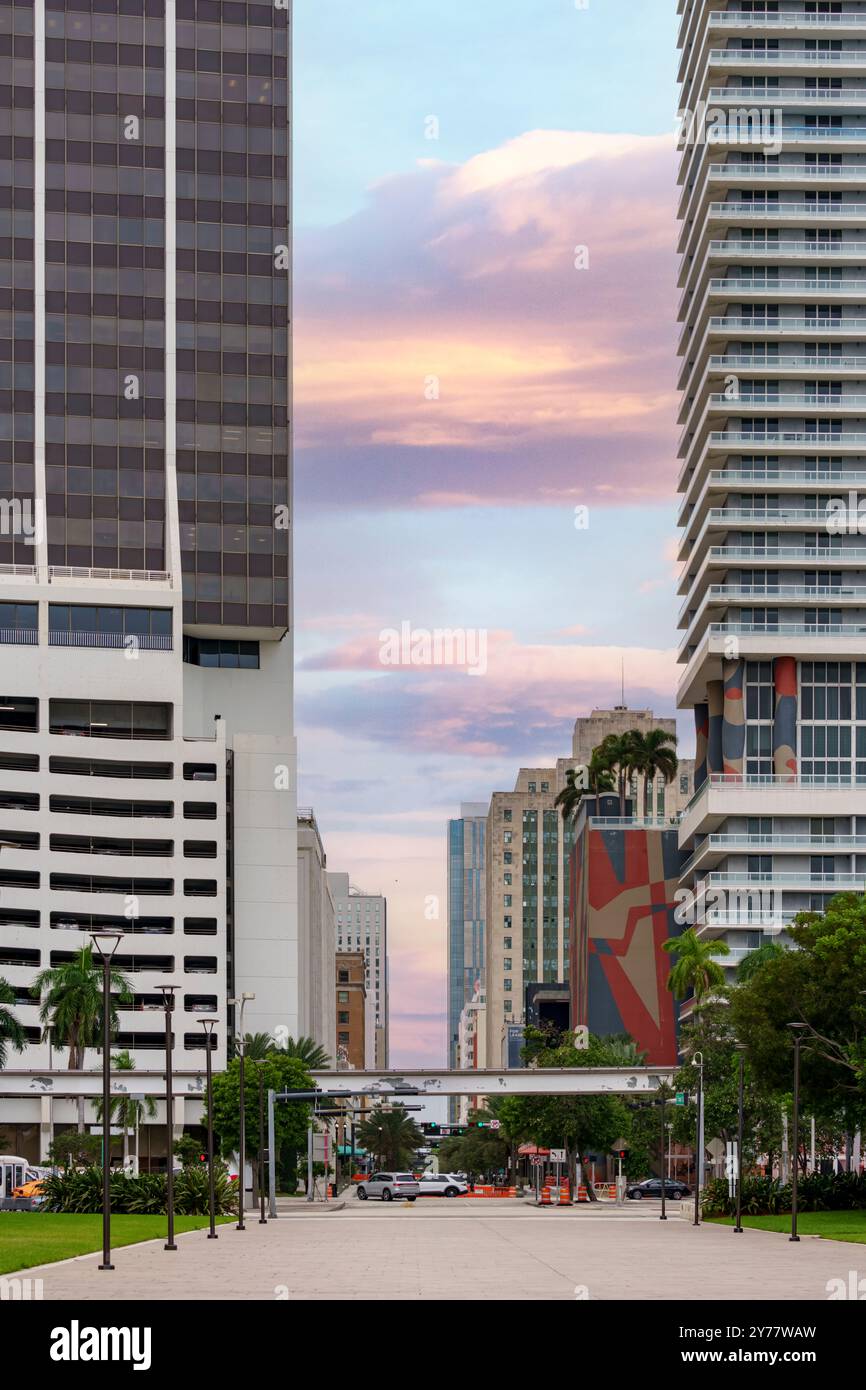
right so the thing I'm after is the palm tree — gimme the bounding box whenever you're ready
[93,1050,156,1169]
[272,1035,331,1068]
[32,947,133,1132]
[235,1031,274,1060]
[0,977,25,1069]
[662,928,729,1015]
[626,728,679,818]
[554,767,584,825]
[736,939,784,983]
[587,749,616,809]
[356,1105,425,1170]
[595,733,639,816]
[556,761,616,826]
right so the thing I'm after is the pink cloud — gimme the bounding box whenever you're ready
[295,131,679,510]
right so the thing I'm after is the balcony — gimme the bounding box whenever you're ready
[679,772,866,845]
[0,626,37,645]
[705,86,866,108]
[678,464,866,527]
[679,584,866,645]
[709,12,866,30]
[682,832,866,876]
[707,48,866,72]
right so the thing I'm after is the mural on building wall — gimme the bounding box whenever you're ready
[570,827,686,1064]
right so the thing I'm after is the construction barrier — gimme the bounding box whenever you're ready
[463,1186,517,1199]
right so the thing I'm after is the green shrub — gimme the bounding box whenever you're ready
[702,1171,866,1218]
[40,1164,235,1216]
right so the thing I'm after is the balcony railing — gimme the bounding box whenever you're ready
[709,202,864,217]
[710,430,866,445]
[708,165,866,182]
[0,626,37,645]
[48,631,172,651]
[710,12,866,27]
[706,546,866,560]
[704,871,865,888]
[708,278,866,294]
[709,48,866,65]
[707,621,866,636]
[48,566,170,583]
[708,315,866,330]
[681,832,866,876]
[708,394,866,408]
[708,356,866,371]
[685,770,866,814]
[706,85,866,101]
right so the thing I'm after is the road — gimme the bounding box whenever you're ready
[13,1197,858,1301]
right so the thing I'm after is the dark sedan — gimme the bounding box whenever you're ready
[626,1177,690,1201]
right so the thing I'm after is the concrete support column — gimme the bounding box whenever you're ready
[694,703,709,790]
[39,1094,52,1163]
[773,656,798,781]
[707,680,724,776]
[722,658,745,777]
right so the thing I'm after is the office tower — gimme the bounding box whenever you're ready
[446,801,486,1111]
[297,809,336,1060]
[484,769,574,1066]
[676,2,866,989]
[335,949,373,1070]
[328,871,388,1067]
[0,0,293,1078]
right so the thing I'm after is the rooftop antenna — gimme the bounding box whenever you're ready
[621,658,625,708]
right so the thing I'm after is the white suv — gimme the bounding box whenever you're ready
[417,1174,469,1198]
[356,1172,420,1202]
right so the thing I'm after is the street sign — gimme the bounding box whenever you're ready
[488,1119,501,1130]
[675,1092,687,1106]
[550,1149,566,1163]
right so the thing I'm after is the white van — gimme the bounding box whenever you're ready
[0,1155,29,1200]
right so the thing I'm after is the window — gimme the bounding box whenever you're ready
[338,1032,350,1047]
[49,605,172,650]
[338,971,349,984]
[183,636,259,668]
[337,989,349,1002]
[50,700,172,741]
[338,1011,349,1024]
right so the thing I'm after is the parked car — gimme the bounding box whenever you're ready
[626,1177,690,1201]
[417,1174,468,1198]
[356,1172,419,1202]
[11,1178,45,1206]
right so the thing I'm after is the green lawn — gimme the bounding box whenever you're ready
[712,1211,866,1244]
[0,1213,233,1275]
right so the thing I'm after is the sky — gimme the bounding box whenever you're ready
[293,0,684,1068]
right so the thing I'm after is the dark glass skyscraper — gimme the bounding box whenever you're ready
[0,0,296,1108]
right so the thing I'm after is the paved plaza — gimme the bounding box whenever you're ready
[14,1201,860,1301]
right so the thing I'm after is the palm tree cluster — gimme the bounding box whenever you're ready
[555,727,679,825]
[355,1105,426,1170]
[235,1033,330,1067]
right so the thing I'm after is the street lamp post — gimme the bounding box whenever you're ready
[155,984,179,1251]
[734,1044,747,1234]
[788,1023,808,1243]
[227,992,254,1229]
[692,1051,704,1228]
[198,1017,219,1239]
[90,930,124,1272]
[660,1091,668,1222]
[258,1065,267,1224]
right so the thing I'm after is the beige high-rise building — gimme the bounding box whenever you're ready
[296,809,336,1061]
[484,768,573,1065]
